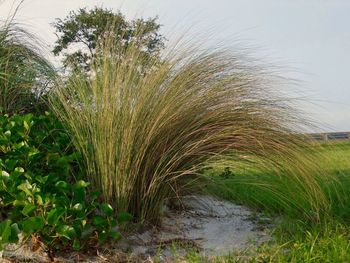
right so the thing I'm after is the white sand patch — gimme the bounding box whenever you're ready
[120,195,272,259]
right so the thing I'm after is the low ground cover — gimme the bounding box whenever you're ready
[0,113,129,256]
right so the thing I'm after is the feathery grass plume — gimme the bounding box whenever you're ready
[0,19,55,114]
[49,29,331,223]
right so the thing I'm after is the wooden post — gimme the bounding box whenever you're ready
[323,133,328,143]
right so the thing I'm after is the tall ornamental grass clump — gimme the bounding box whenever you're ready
[0,21,54,114]
[49,33,330,223]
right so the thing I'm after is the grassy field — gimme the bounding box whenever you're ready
[183,141,350,262]
[207,142,350,219]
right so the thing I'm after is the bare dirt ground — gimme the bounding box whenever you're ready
[1,196,272,262]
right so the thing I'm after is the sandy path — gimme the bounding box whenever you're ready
[2,196,272,262]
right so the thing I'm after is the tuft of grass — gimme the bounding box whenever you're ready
[49,32,331,223]
[0,20,54,114]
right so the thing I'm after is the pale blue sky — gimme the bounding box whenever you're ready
[1,0,349,131]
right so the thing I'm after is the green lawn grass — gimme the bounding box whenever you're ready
[185,141,350,262]
[207,141,350,219]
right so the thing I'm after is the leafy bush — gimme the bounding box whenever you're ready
[0,112,128,253]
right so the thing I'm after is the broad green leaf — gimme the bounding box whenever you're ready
[23,114,33,124]
[91,190,101,201]
[110,219,117,228]
[72,203,83,211]
[0,220,12,243]
[93,216,106,227]
[14,167,24,173]
[23,121,30,131]
[28,148,39,158]
[22,204,36,216]
[75,180,90,189]
[17,181,33,196]
[9,223,20,243]
[13,200,27,207]
[5,159,17,170]
[73,188,85,203]
[55,181,69,191]
[4,130,11,137]
[35,194,43,205]
[100,203,113,217]
[0,137,8,145]
[98,230,108,242]
[57,225,76,240]
[47,208,65,225]
[13,141,26,150]
[35,175,48,184]
[22,217,45,234]
[1,170,9,177]
[72,239,81,250]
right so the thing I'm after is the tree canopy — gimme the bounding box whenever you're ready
[52,7,165,72]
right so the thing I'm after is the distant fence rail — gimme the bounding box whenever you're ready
[307,132,350,142]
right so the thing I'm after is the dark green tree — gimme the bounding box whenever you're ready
[52,7,165,72]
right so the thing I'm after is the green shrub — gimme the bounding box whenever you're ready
[0,112,128,253]
[49,34,329,223]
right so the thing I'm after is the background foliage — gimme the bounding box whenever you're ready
[52,7,165,73]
